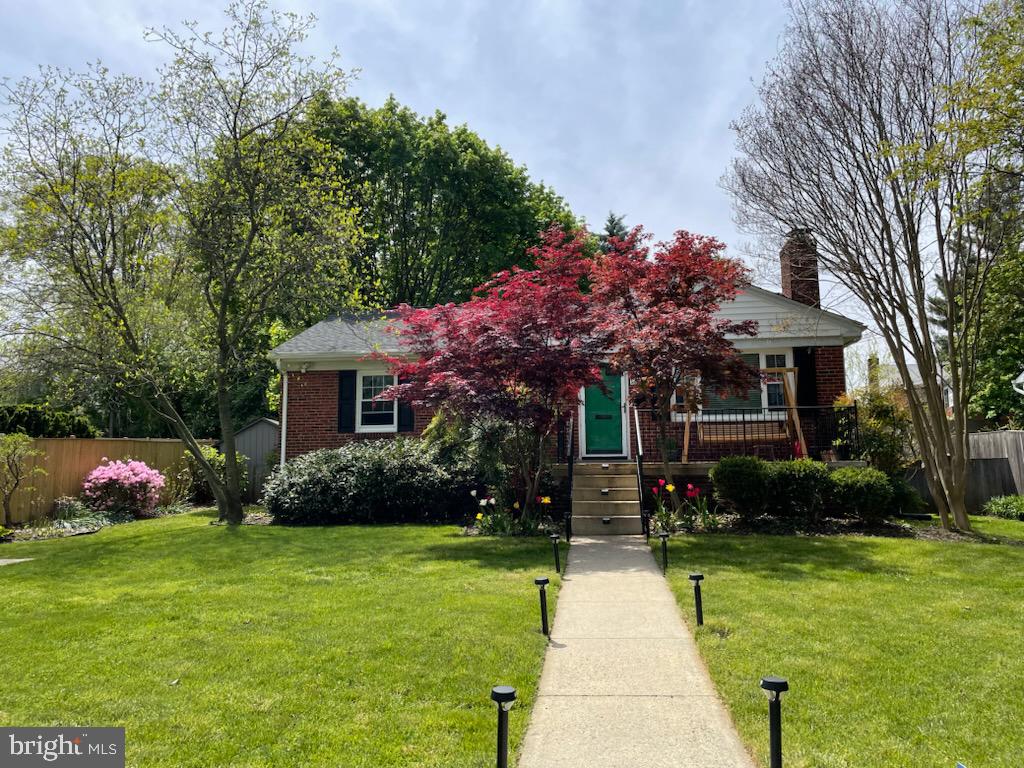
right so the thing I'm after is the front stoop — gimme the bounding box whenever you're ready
[571,462,641,535]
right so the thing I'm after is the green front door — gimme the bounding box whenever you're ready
[584,368,624,454]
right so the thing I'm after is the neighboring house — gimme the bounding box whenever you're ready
[234,417,280,501]
[269,231,865,466]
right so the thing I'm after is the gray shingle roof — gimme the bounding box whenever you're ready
[269,311,401,359]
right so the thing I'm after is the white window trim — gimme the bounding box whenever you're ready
[355,369,398,434]
[672,349,793,422]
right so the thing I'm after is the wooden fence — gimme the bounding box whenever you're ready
[970,431,1024,496]
[907,431,1024,513]
[5,438,190,525]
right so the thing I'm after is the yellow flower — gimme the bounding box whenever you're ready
[541,496,552,505]
[665,484,676,493]
[476,512,484,520]
[513,501,520,510]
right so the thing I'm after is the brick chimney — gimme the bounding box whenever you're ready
[780,228,820,308]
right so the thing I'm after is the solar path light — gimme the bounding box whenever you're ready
[689,573,705,626]
[760,676,789,768]
[534,577,550,636]
[549,533,561,574]
[490,685,516,768]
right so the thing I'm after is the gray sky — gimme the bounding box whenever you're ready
[0,0,790,260]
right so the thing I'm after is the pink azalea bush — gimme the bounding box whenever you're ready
[81,459,165,518]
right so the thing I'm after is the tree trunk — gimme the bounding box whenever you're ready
[151,391,238,523]
[923,450,972,532]
[215,365,245,525]
[656,413,682,512]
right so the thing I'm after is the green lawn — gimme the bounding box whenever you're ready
[660,518,1024,767]
[1,511,562,767]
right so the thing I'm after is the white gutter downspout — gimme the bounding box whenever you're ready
[279,369,289,468]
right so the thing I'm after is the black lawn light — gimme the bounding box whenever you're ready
[490,685,517,768]
[549,533,561,574]
[759,676,789,768]
[659,532,670,573]
[534,576,550,636]
[689,572,705,626]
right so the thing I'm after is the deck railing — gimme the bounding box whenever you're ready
[631,404,860,463]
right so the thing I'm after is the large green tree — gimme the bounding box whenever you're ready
[972,247,1024,425]
[308,96,576,307]
[1,1,359,523]
[945,0,1024,425]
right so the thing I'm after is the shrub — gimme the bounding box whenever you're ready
[183,445,248,503]
[81,459,165,518]
[710,456,769,521]
[0,432,46,526]
[263,438,476,525]
[0,404,99,438]
[891,478,928,517]
[52,496,91,520]
[766,459,832,524]
[983,495,1024,521]
[49,496,132,531]
[830,466,894,522]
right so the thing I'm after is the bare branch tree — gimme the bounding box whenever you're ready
[725,0,1001,530]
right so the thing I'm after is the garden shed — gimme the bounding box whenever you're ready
[234,418,279,501]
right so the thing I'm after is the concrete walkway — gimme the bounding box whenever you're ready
[518,535,756,768]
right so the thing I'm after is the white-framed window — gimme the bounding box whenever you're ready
[674,349,793,421]
[763,352,788,409]
[357,372,397,432]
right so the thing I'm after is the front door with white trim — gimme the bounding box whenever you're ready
[582,367,626,456]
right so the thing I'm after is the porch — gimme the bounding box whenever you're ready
[556,404,862,464]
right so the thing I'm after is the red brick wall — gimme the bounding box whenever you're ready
[780,229,821,308]
[283,370,432,461]
[813,346,846,405]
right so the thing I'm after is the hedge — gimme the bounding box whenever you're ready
[0,404,99,438]
[711,456,897,525]
[263,438,477,525]
[708,456,768,522]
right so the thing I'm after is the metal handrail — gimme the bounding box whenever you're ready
[632,406,649,538]
[564,414,574,542]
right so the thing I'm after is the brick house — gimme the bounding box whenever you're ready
[269,230,865,466]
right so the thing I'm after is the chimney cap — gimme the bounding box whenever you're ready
[786,226,815,240]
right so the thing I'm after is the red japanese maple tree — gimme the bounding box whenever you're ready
[385,227,610,518]
[591,227,758,506]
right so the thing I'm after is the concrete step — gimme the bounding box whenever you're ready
[571,515,644,535]
[572,500,642,517]
[573,462,635,476]
[572,473,638,490]
[572,486,640,502]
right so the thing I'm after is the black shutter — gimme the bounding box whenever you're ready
[794,347,817,407]
[397,376,414,432]
[338,370,357,433]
